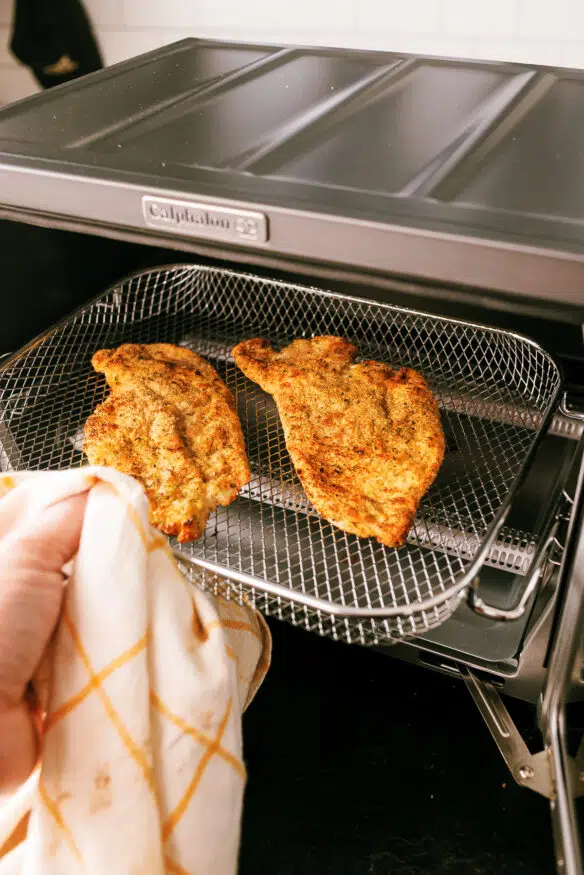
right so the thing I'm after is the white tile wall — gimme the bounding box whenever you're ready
[442,0,517,39]
[0,0,11,26]
[122,0,196,30]
[357,0,441,35]
[87,0,124,29]
[517,0,584,40]
[1,0,584,105]
[0,25,13,67]
[0,66,36,104]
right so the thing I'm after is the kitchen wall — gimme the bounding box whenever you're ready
[0,0,36,103]
[1,0,584,104]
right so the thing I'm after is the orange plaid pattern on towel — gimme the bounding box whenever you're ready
[0,468,270,875]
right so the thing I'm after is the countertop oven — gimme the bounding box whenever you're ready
[1,39,584,874]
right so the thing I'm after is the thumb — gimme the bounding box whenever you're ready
[8,492,88,575]
[0,493,88,705]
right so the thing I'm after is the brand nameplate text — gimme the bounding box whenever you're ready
[142,196,268,244]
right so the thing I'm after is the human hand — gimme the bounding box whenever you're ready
[0,493,87,792]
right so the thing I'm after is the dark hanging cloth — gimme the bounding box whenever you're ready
[10,0,103,89]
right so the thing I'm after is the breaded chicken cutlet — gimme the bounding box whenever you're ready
[233,336,444,547]
[84,343,250,542]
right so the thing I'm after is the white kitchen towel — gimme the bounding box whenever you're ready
[0,467,271,875]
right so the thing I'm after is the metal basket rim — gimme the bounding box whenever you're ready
[0,262,564,372]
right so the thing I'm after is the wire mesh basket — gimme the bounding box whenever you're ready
[0,265,563,644]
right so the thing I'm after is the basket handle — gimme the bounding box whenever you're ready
[466,442,579,624]
[466,499,567,621]
[468,398,584,622]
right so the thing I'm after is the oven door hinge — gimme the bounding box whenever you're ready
[461,667,584,801]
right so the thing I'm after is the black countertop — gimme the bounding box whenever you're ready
[241,619,557,875]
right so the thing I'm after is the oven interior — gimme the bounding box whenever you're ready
[2,219,582,680]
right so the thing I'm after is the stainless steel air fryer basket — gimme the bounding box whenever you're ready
[0,264,563,645]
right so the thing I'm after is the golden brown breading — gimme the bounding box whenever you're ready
[232,336,445,548]
[84,343,250,542]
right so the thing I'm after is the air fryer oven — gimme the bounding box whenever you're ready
[1,39,584,874]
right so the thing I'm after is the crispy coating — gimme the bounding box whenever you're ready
[84,343,250,542]
[233,336,445,548]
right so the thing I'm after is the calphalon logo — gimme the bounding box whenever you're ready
[142,196,268,244]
